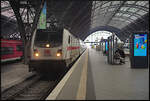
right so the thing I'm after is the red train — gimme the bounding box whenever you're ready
[1,39,23,62]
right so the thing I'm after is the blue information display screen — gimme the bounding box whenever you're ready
[134,34,147,56]
[105,41,108,51]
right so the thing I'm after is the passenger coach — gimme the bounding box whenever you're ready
[1,39,23,62]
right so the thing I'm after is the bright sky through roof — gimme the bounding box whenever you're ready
[84,31,112,42]
[84,31,112,48]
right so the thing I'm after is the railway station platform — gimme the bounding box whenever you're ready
[46,48,149,100]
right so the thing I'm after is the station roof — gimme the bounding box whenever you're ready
[89,1,149,41]
[1,0,149,41]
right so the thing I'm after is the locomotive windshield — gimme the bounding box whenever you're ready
[34,29,63,47]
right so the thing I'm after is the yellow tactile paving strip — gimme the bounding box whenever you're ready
[76,49,88,100]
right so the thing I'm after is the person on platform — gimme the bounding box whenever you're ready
[114,45,125,64]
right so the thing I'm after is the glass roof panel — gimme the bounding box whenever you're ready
[1,9,14,18]
[116,13,122,16]
[95,1,102,9]
[19,8,27,15]
[125,20,131,23]
[130,16,138,20]
[112,17,131,24]
[108,8,115,12]
[89,1,149,31]
[136,10,147,15]
[101,2,111,8]
[122,13,130,17]
[1,1,9,8]
[112,17,125,21]
[146,4,149,8]
[111,1,121,5]
[126,1,136,4]
[128,8,138,12]
[108,20,127,29]
[95,1,100,4]
[120,7,129,11]
[136,1,147,6]
[1,1,16,21]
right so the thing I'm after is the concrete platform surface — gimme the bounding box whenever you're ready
[46,49,88,100]
[86,48,149,100]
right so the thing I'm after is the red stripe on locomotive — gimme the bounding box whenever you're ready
[67,46,80,50]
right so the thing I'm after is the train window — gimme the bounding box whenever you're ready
[68,36,70,44]
[7,47,14,54]
[16,45,23,51]
[1,47,14,55]
[1,47,5,55]
[35,29,63,47]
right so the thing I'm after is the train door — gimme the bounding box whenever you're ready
[70,36,73,61]
[15,43,23,58]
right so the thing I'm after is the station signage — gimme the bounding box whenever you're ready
[130,33,148,68]
[105,41,108,51]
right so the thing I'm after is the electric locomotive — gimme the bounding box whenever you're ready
[29,28,86,73]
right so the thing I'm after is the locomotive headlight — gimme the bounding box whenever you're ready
[56,53,61,57]
[35,53,39,57]
[34,49,39,57]
[56,49,62,57]
[46,44,50,48]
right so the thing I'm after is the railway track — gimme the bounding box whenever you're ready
[1,70,66,100]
